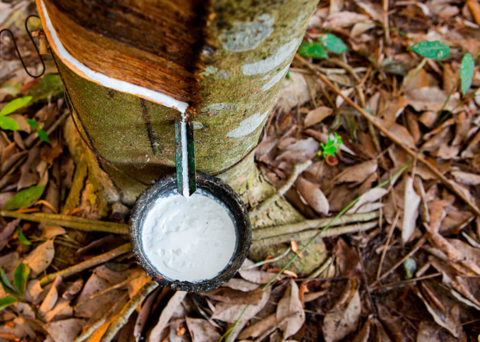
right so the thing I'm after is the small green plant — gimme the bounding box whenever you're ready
[27,119,49,143]
[0,263,30,310]
[298,33,348,60]
[319,132,343,158]
[0,96,32,131]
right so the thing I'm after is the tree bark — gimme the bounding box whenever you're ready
[37,0,318,201]
[37,0,327,275]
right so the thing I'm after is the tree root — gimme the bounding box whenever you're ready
[253,211,378,240]
[40,243,132,286]
[252,220,378,247]
[0,210,128,234]
[251,160,312,215]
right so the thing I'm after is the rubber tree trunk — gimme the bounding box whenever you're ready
[37,0,327,274]
[37,0,318,202]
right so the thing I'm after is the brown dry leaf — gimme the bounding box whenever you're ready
[76,273,111,303]
[255,136,278,164]
[44,298,73,322]
[203,288,265,305]
[304,106,333,128]
[23,239,55,277]
[277,71,321,114]
[95,265,144,285]
[295,177,329,214]
[351,21,375,37]
[355,0,383,21]
[304,290,327,303]
[417,321,458,342]
[451,170,480,185]
[62,278,83,300]
[276,138,319,163]
[134,288,159,342]
[45,318,86,342]
[39,276,62,317]
[402,176,421,242]
[0,218,20,251]
[378,95,408,129]
[352,317,371,342]
[237,313,277,340]
[467,0,480,24]
[447,239,480,273]
[346,188,388,214]
[291,241,303,258]
[149,291,187,341]
[403,67,429,93]
[322,11,369,28]
[211,287,271,323]
[185,317,220,342]
[406,111,422,144]
[335,239,361,277]
[428,200,449,232]
[429,257,480,311]
[323,289,361,342]
[222,278,260,292]
[404,87,459,112]
[330,0,344,13]
[452,112,470,146]
[389,123,416,149]
[18,147,40,190]
[276,280,305,339]
[239,260,282,284]
[415,287,462,338]
[335,160,377,184]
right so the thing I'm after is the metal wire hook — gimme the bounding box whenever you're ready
[0,14,46,78]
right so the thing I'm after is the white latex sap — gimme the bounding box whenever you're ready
[142,193,236,282]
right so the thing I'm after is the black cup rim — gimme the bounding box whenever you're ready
[129,172,251,292]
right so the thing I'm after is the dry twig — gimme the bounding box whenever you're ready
[0,210,128,234]
[40,243,132,286]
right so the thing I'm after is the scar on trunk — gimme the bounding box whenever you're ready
[139,98,159,155]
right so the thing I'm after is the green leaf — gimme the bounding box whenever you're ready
[26,118,39,129]
[3,185,45,211]
[0,269,16,294]
[0,116,20,131]
[320,33,348,54]
[408,40,450,60]
[16,227,31,246]
[0,96,32,116]
[13,263,30,294]
[319,132,343,157]
[0,296,17,311]
[298,42,328,59]
[460,53,475,96]
[37,128,49,143]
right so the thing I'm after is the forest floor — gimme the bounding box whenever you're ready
[1,0,480,341]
